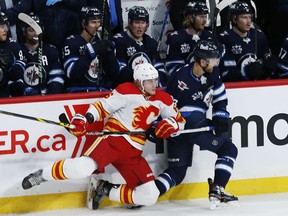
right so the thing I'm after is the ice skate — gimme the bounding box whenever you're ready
[92,180,114,210]
[22,169,47,190]
[208,178,239,210]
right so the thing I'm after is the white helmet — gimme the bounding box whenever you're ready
[133,63,158,82]
[133,63,159,93]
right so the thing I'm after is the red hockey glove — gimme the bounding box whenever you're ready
[69,114,88,137]
[155,117,179,139]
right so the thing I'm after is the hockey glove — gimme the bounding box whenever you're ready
[212,110,230,135]
[155,117,179,139]
[0,49,15,72]
[86,40,114,59]
[69,114,88,137]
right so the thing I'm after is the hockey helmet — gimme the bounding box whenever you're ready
[133,63,158,82]
[0,12,9,26]
[80,6,102,23]
[128,6,149,23]
[183,1,209,18]
[229,2,253,16]
[194,40,220,61]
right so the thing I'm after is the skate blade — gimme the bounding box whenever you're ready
[87,176,99,210]
[210,200,240,210]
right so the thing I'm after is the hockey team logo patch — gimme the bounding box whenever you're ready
[24,62,46,86]
[128,52,151,70]
[177,80,189,91]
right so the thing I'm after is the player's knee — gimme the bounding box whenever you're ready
[64,156,97,178]
[133,181,159,206]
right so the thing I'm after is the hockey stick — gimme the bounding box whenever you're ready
[0,110,72,129]
[0,110,214,137]
[212,0,237,34]
[157,0,172,52]
[18,13,43,94]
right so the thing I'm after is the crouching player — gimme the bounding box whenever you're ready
[21,63,185,209]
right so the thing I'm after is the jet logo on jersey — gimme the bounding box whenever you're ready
[177,80,189,91]
[24,63,46,86]
[127,46,137,56]
[231,44,242,55]
[180,43,190,53]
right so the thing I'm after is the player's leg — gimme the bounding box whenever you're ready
[194,132,238,208]
[155,133,193,195]
[22,136,117,190]
[22,156,97,189]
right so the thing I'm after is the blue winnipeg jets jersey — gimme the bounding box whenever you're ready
[20,43,65,95]
[278,35,288,78]
[165,29,216,75]
[0,38,25,97]
[218,28,271,81]
[166,63,228,115]
[62,34,117,92]
[112,31,167,86]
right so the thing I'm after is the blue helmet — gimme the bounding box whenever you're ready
[229,2,253,16]
[80,6,102,23]
[183,1,209,18]
[128,6,149,23]
[194,40,220,61]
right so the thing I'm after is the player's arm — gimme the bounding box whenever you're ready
[69,89,126,136]
[46,45,65,94]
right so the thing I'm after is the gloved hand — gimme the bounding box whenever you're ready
[23,87,40,96]
[69,114,88,137]
[212,110,230,135]
[46,0,62,6]
[243,61,264,80]
[86,40,114,58]
[155,117,179,139]
[0,49,15,72]
[262,54,278,78]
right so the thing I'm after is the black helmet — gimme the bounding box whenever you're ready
[194,40,220,61]
[229,2,253,16]
[0,12,9,26]
[183,1,209,18]
[128,6,149,23]
[80,6,102,23]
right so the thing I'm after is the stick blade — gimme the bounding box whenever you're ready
[18,13,42,35]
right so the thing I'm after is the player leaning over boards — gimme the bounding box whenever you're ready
[155,40,239,210]
[21,63,185,210]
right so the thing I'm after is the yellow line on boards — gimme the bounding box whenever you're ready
[1,176,288,214]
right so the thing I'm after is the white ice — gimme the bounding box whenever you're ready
[5,192,288,216]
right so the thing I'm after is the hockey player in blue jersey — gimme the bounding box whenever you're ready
[165,1,218,76]
[277,34,288,78]
[62,6,116,93]
[218,1,276,82]
[0,12,26,97]
[110,6,167,87]
[17,13,65,95]
[155,40,238,209]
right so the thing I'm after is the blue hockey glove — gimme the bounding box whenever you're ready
[212,110,230,135]
[46,0,62,6]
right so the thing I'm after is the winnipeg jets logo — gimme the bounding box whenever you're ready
[180,43,190,53]
[127,46,137,56]
[24,63,46,86]
[231,45,242,55]
[177,80,189,91]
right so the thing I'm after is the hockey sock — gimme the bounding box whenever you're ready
[214,156,235,187]
[155,172,176,196]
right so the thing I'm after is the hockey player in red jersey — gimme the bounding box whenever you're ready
[21,63,185,210]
